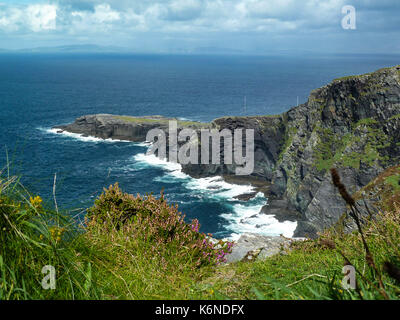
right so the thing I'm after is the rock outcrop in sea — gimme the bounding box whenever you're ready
[54,65,400,238]
[54,115,210,142]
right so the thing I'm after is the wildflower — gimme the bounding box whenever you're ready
[209,289,214,295]
[191,220,199,233]
[29,195,43,209]
[48,226,65,243]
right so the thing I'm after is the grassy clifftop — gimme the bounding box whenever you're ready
[354,164,400,212]
[114,115,210,129]
[1,167,400,300]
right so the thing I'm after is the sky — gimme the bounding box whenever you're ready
[0,0,399,54]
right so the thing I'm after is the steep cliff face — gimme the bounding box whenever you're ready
[55,65,400,238]
[337,164,400,233]
[180,115,286,180]
[277,66,400,236]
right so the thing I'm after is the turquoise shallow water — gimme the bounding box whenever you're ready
[1,53,399,239]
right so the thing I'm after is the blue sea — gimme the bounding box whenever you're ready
[1,53,399,239]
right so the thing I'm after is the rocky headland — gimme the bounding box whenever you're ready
[54,65,400,240]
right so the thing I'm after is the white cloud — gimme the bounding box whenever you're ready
[0,0,353,35]
[68,4,121,33]
[0,7,23,32]
[26,4,57,32]
[92,4,120,23]
[0,0,398,53]
[0,4,57,32]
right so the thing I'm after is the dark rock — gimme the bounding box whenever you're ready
[234,192,258,201]
[54,114,208,143]
[293,221,319,239]
[260,198,301,222]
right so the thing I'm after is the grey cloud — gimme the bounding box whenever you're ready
[59,0,96,12]
[162,0,204,21]
[0,0,399,54]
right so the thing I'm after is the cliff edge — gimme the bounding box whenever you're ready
[54,65,400,238]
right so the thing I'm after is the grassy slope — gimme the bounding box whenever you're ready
[0,179,219,300]
[204,217,400,300]
[207,166,400,300]
[1,167,400,300]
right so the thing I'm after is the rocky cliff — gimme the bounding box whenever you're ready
[200,65,400,237]
[54,114,209,142]
[55,65,400,238]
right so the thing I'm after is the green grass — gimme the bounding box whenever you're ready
[389,114,400,121]
[2,169,400,300]
[202,210,400,300]
[115,116,164,123]
[312,125,351,172]
[77,223,215,299]
[354,165,400,213]
[312,118,392,172]
[385,171,400,192]
[114,115,210,128]
[353,118,379,127]
[333,66,398,82]
[0,177,222,300]
[334,75,360,82]
[0,175,97,299]
[277,125,298,163]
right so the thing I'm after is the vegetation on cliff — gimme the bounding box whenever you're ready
[269,65,400,236]
[114,115,210,129]
[354,164,400,213]
[197,167,400,300]
[3,65,400,300]
[0,175,232,299]
[1,165,399,300]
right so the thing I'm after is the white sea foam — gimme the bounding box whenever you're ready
[40,128,297,239]
[133,153,183,172]
[132,152,297,239]
[142,157,255,199]
[41,128,133,143]
[221,199,297,240]
[185,176,254,200]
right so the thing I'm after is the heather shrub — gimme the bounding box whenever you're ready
[87,183,153,228]
[87,183,233,267]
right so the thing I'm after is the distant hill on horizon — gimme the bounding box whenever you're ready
[0,44,249,55]
[1,44,131,54]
